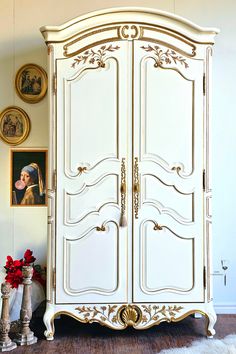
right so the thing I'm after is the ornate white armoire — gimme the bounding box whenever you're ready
[40,8,219,339]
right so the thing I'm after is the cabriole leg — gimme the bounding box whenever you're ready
[43,303,55,341]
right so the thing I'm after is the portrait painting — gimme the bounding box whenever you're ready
[0,106,30,145]
[11,149,47,206]
[15,64,47,103]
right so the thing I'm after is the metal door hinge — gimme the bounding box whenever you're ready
[53,73,57,94]
[53,170,57,191]
[203,73,206,96]
[203,169,206,192]
[203,266,206,289]
[53,268,56,289]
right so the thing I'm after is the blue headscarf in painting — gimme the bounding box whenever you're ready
[21,163,44,196]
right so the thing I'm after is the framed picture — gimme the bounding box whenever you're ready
[15,63,47,103]
[0,106,30,145]
[11,149,47,206]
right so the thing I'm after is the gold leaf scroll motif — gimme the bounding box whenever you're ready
[141,305,183,324]
[76,305,119,325]
[141,45,189,69]
[71,44,120,68]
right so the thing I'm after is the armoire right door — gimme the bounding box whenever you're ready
[132,40,205,303]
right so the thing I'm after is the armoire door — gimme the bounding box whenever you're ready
[55,37,205,305]
[132,40,205,303]
[55,40,131,303]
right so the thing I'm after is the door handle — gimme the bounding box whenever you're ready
[133,157,140,219]
[120,158,127,227]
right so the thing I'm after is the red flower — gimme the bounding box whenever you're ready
[24,249,36,265]
[5,269,23,289]
[5,256,14,269]
[4,249,45,289]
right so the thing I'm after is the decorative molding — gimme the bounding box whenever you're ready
[119,25,142,40]
[140,220,195,294]
[47,44,53,55]
[96,224,106,231]
[133,157,140,219]
[64,221,120,296]
[141,44,189,68]
[77,166,87,175]
[76,305,119,327]
[64,173,118,225]
[119,305,141,326]
[140,304,183,326]
[120,158,127,226]
[75,304,184,329]
[71,44,120,68]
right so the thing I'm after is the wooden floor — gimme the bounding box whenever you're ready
[9,314,236,354]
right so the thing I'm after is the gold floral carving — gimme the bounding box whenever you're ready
[75,305,119,326]
[141,45,189,68]
[120,158,127,226]
[71,44,120,68]
[133,157,140,219]
[75,304,184,329]
[140,305,184,326]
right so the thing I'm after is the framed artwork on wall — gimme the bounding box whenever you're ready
[15,63,47,103]
[11,149,47,206]
[0,106,30,145]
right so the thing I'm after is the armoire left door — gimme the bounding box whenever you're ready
[55,40,131,303]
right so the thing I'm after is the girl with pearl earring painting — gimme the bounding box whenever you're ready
[11,150,47,206]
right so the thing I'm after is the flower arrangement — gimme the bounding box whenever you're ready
[4,249,46,288]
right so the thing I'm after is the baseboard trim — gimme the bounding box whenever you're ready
[214,304,236,314]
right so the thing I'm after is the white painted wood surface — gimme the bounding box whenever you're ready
[41,7,218,338]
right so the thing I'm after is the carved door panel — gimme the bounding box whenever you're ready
[132,41,205,302]
[56,41,130,303]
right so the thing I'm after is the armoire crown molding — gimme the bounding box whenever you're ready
[40,7,219,44]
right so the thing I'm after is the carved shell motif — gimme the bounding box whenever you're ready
[120,305,139,326]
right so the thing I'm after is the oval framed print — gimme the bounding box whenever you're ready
[15,63,47,103]
[0,106,30,145]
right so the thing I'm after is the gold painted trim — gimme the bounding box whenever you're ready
[133,157,140,219]
[63,38,120,59]
[63,26,120,56]
[63,221,120,296]
[71,44,120,68]
[140,55,195,179]
[43,17,217,46]
[141,44,189,68]
[63,56,120,178]
[140,220,195,294]
[118,304,142,326]
[53,73,57,95]
[47,44,53,55]
[48,307,213,336]
[120,158,127,224]
[120,25,141,40]
[140,25,196,56]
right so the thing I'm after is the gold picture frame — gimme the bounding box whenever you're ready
[15,63,47,103]
[0,106,30,145]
